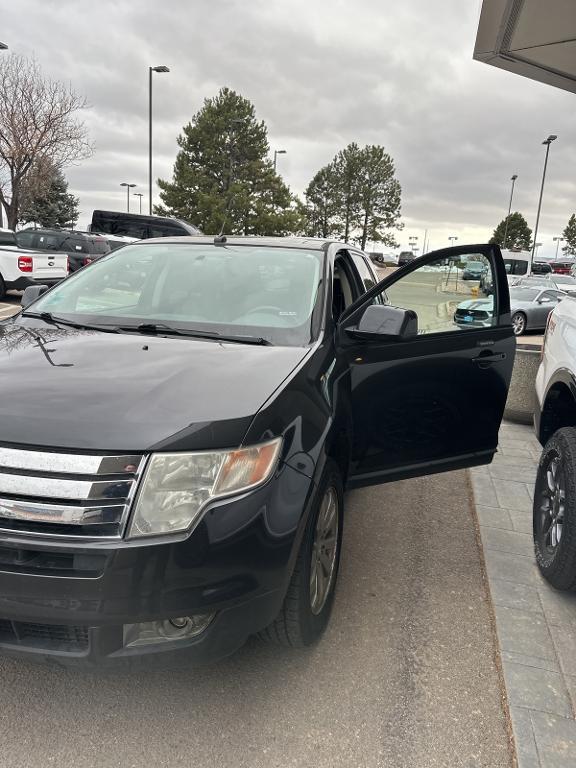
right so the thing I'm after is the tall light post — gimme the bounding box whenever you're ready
[273,149,287,172]
[0,43,7,227]
[448,236,458,246]
[553,236,564,260]
[502,174,518,249]
[531,135,557,267]
[134,192,144,214]
[120,183,136,212]
[148,65,170,215]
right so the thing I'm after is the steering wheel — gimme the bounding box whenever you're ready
[242,306,283,315]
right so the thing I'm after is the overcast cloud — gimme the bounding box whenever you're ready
[3,0,575,255]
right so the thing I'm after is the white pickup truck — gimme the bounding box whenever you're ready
[534,295,576,590]
[0,228,68,299]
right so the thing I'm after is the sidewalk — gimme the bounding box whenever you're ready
[471,423,576,767]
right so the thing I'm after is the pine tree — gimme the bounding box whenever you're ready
[19,160,79,229]
[490,212,532,250]
[562,214,576,256]
[304,143,402,247]
[156,87,302,235]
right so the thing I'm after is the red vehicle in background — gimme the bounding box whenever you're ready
[551,260,574,275]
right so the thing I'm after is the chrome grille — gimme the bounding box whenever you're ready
[0,448,146,540]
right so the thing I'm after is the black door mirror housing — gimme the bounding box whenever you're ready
[346,304,418,341]
[21,285,49,309]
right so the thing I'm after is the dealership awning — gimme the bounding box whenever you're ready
[474,0,576,94]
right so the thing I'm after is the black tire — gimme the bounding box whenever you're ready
[259,459,344,647]
[511,311,526,336]
[533,427,576,590]
[0,275,5,301]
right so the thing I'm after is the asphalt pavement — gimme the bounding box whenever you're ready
[1,472,513,768]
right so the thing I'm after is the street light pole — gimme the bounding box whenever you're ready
[503,174,518,249]
[553,237,564,260]
[448,236,458,246]
[120,183,136,212]
[0,43,7,228]
[134,192,144,214]
[148,65,170,215]
[273,149,287,172]
[531,135,557,269]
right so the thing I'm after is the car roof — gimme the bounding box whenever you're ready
[126,235,348,251]
[18,228,94,239]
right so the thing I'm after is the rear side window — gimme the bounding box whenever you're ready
[36,233,66,250]
[350,252,378,293]
[89,239,111,255]
[503,258,528,276]
[16,232,35,248]
[0,231,16,247]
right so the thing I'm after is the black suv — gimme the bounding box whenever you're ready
[0,237,514,667]
[16,229,111,272]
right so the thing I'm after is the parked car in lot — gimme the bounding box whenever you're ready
[534,294,576,589]
[533,261,553,275]
[0,237,513,667]
[397,251,415,266]
[0,228,68,298]
[90,210,201,240]
[455,286,565,335]
[16,228,111,272]
[462,260,487,280]
[551,259,575,275]
[518,274,576,297]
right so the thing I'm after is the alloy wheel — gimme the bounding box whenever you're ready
[536,453,565,554]
[310,486,339,615]
[512,313,526,336]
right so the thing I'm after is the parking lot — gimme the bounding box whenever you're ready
[0,471,512,768]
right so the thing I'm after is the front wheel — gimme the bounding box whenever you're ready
[512,311,526,336]
[533,428,576,590]
[0,275,6,301]
[259,459,344,647]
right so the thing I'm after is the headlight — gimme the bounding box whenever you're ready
[127,438,282,538]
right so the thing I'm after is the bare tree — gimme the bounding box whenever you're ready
[0,54,92,229]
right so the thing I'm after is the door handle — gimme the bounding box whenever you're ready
[472,352,506,367]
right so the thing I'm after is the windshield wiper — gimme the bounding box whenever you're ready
[120,323,273,346]
[21,311,120,333]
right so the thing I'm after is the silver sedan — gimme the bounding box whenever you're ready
[455,286,566,336]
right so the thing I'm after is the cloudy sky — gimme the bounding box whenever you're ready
[3,0,575,256]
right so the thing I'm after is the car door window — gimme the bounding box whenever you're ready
[36,233,65,251]
[333,260,356,320]
[540,290,561,303]
[350,252,378,293]
[381,252,496,335]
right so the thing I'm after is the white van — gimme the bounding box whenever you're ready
[501,249,531,284]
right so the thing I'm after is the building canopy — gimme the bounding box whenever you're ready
[474,0,576,94]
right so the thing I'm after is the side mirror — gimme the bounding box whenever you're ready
[21,285,49,309]
[346,304,418,341]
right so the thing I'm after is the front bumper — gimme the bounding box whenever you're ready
[0,462,314,667]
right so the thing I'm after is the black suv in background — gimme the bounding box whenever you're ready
[16,229,111,272]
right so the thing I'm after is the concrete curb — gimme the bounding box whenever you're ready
[470,423,576,767]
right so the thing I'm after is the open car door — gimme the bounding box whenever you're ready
[337,244,515,488]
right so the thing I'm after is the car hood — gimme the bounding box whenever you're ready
[457,298,494,311]
[0,322,310,452]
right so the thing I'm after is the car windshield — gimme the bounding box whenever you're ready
[466,261,484,270]
[27,243,325,346]
[510,288,540,301]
